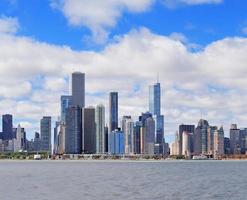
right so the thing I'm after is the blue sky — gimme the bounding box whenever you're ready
[0,0,247,144]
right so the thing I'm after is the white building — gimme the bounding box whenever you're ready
[95,104,105,154]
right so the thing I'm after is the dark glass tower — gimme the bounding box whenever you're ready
[109,92,118,133]
[40,116,52,153]
[72,72,85,108]
[2,114,13,140]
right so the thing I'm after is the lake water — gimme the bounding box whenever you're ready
[0,160,246,200]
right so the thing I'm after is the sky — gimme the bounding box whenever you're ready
[0,0,247,143]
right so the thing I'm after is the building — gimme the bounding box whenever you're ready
[213,126,224,158]
[178,124,195,155]
[95,104,105,154]
[224,137,230,155]
[230,124,241,154]
[82,107,96,154]
[207,126,218,156]
[2,114,13,140]
[65,106,82,154]
[61,95,72,122]
[143,116,155,155]
[40,116,52,153]
[108,129,124,155]
[109,92,118,133]
[122,116,134,154]
[182,131,193,158]
[72,72,85,108]
[149,82,164,154]
[194,119,209,155]
[34,132,41,152]
[104,126,108,153]
[13,125,26,152]
[134,121,142,154]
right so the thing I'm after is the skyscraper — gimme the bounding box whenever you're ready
[213,126,224,158]
[2,114,13,140]
[82,107,96,154]
[230,124,241,154]
[40,116,52,153]
[122,116,134,154]
[72,72,85,108]
[149,82,164,154]
[61,95,72,122]
[65,106,82,154]
[95,104,105,154]
[194,119,209,155]
[178,124,195,155]
[109,92,118,133]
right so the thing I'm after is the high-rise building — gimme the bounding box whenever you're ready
[194,119,209,155]
[2,114,13,140]
[134,121,142,154]
[143,117,155,155]
[82,107,96,154]
[53,121,60,155]
[122,116,134,154]
[108,129,124,155]
[95,105,105,154]
[65,106,82,154]
[40,116,52,153]
[61,95,72,122]
[178,124,195,155]
[104,126,108,153]
[149,82,164,154]
[34,132,41,152]
[230,124,241,154]
[182,131,193,158]
[213,126,224,158]
[149,83,161,116]
[72,72,85,108]
[13,125,23,152]
[207,126,218,156]
[109,92,118,133]
[57,122,66,155]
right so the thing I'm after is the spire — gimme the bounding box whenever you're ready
[157,72,160,83]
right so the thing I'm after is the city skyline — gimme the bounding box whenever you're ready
[1,1,247,144]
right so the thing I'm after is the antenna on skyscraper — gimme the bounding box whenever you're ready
[157,72,160,83]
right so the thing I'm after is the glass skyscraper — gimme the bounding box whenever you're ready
[95,104,105,154]
[61,95,72,122]
[109,92,118,133]
[2,114,13,140]
[149,83,161,116]
[72,72,85,108]
[40,116,52,153]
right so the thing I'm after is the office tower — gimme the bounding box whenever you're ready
[207,126,218,156]
[2,114,13,140]
[134,121,142,154]
[109,92,118,133]
[149,82,164,154]
[213,126,224,158]
[57,122,66,155]
[182,131,193,158]
[104,126,108,153]
[95,105,105,154]
[143,117,155,155]
[239,129,247,154]
[178,124,195,155]
[122,116,134,154]
[65,106,82,154]
[230,124,241,154]
[54,121,60,155]
[13,125,22,152]
[34,132,41,152]
[194,119,209,155]
[149,82,161,116]
[108,129,124,155]
[82,107,96,154]
[72,72,85,108]
[224,137,230,155]
[61,95,72,122]
[40,116,52,153]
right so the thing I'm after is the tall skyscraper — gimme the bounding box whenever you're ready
[213,126,224,158]
[2,114,13,140]
[40,116,52,153]
[109,92,118,133]
[61,95,72,122]
[122,116,134,154]
[108,129,124,155]
[230,124,241,154]
[134,121,142,154]
[194,119,209,155]
[82,107,96,154]
[178,124,195,155]
[95,104,105,154]
[65,106,82,154]
[149,82,164,154]
[72,72,85,108]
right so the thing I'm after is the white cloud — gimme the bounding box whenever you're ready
[163,0,223,8]
[0,16,19,34]
[1,23,247,141]
[51,0,154,44]
[242,27,247,35]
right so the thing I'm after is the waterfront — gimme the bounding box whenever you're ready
[0,160,246,200]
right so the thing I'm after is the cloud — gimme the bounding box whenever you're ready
[242,27,247,35]
[51,0,154,44]
[1,22,247,141]
[0,16,19,34]
[162,0,223,8]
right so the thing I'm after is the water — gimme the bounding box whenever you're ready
[0,160,246,200]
